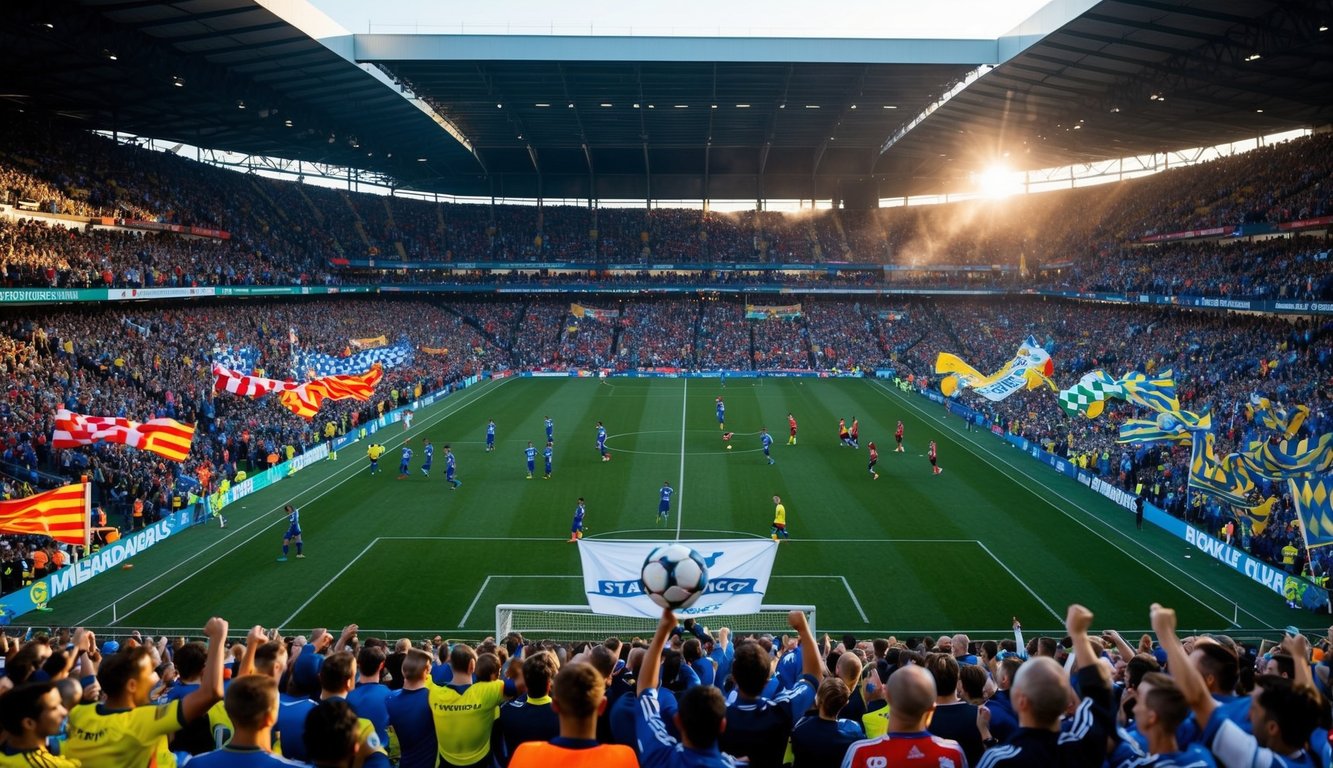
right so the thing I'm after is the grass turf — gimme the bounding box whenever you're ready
[37,377,1307,639]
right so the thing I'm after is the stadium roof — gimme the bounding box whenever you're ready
[2,0,1330,201]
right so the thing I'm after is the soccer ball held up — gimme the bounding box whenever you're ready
[640,544,710,609]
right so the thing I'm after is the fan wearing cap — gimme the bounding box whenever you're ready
[65,617,228,768]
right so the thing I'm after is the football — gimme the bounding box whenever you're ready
[726,444,732,450]
[640,544,710,609]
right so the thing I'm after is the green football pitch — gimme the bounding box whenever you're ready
[39,377,1306,639]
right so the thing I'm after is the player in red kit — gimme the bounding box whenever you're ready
[787,412,798,445]
[895,420,904,452]
[929,440,941,474]
[867,442,879,480]
[849,417,859,448]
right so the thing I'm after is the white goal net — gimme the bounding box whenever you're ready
[496,604,816,641]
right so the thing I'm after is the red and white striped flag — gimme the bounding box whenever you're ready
[212,363,299,397]
[53,410,195,462]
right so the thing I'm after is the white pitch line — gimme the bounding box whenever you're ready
[84,377,511,626]
[974,540,1063,623]
[836,576,869,623]
[280,538,381,629]
[873,380,1262,629]
[457,574,579,627]
[676,378,688,539]
[459,575,494,629]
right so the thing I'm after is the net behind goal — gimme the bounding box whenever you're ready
[496,604,815,641]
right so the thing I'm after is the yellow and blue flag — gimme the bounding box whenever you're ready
[1240,433,1333,478]
[1117,369,1181,414]
[1246,395,1309,440]
[1290,475,1333,549]
[1189,433,1255,506]
[1118,410,1209,445]
[1238,496,1275,536]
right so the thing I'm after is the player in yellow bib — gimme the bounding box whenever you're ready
[770,495,790,541]
[65,618,227,768]
[426,644,522,767]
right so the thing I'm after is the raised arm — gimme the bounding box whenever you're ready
[181,617,229,722]
[791,610,822,681]
[1150,603,1217,725]
[1280,631,1314,691]
[1102,629,1137,663]
[1066,605,1101,673]
[236,625,267,678]
[638,607,679,695]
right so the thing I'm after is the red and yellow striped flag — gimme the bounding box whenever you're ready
[139,420,195,462]
[278,364,384,420]
[0,483,88,546]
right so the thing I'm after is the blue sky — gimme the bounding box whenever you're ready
[311,0,1053,38]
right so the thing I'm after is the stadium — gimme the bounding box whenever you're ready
[0,0,1331,765]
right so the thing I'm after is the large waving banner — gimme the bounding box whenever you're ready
[935,336,1055,402]
[578,539,778,619]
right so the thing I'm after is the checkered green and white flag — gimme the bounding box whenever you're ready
[1057,370,1121,418]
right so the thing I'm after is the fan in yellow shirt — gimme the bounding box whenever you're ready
[426,644,522,767]
[65,618,228,768]
[0,681,79,767]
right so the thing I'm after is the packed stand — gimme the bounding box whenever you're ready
[695,303,752,370]
[3,116,1333,301]
[510,303,567,368]
[803,300,892,371]
[751,317,812,370]
[556,315,617,368]
[0,298,507,573]
[892,297,1333,582]
[615,300,699,370]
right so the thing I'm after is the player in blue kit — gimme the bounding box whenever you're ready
[761,427,774,465]
[543,441,554,479]
[716,397,726,430]
[568,497,587,542]
[486,420,496,452]
[545,416,554,443]
[420,439,433,477]
[525,441,538,479]
[596,421,610,461]
[277,504,303,561]
[444,445,460,489]
[656,481,674,526]
[397,443,412,479]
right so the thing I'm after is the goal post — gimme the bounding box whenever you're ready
[496,604,816,641]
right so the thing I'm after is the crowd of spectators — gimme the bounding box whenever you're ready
[751,316,813,370]
[0,298,507,576]
[0,600,1328,768]
[555,315,617,369]
[885,297,1333,581]
[694,302,752,370]
[3,118,1332,301]
[803,300,892,370]
[615,300,698,369]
